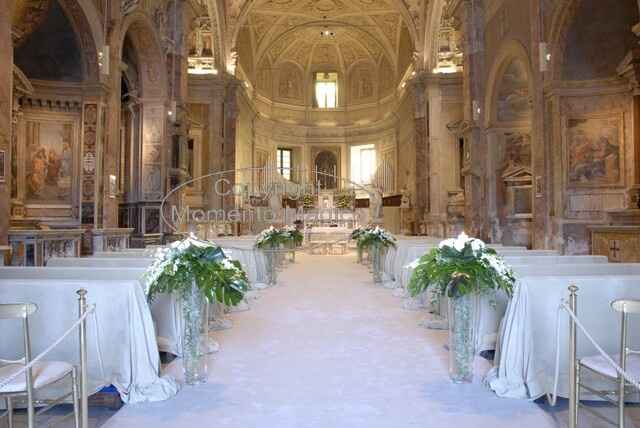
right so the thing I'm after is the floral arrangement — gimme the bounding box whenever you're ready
[302,194,315,210]
[144,236,249,306]
[356,226,397,250]
[335,192,354,209]
[350,225,372,240]
[283,225,304,247]
[407,232,515,299]
[255,226,302,249]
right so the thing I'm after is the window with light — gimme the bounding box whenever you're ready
[277,148,292,180]
[315,72,338,109]
[350,144,376,185]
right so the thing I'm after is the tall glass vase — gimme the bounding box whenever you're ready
[356,245,363,264]
[181,280,208,385]
[371,243,385,284]
[447,292,479,383]
[264,247,278,286]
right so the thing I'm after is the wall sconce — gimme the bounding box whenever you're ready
[472,100,481,121]
[99,45,110,76]
[539,42,550,72]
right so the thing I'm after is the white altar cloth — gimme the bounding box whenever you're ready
[0,276,178,403]
[487,274,640,400]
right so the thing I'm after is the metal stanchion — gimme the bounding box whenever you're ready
[77,289,89,428]
[568,285,579,428]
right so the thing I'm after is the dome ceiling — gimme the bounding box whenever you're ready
[236,0,415,98]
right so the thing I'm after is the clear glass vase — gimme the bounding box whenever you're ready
[264,248,278,286]
[371,243,385,284]
[356,246,363,264]
[181,280,208,385]
[447,292,479,383]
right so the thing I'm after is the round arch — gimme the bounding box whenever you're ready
[422,0,447,72]
[116,13,168,99]
[484,39,534,128]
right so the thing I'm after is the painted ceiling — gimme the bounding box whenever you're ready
[236,0,416,86]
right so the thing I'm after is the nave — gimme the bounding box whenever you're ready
[101,253,561,428]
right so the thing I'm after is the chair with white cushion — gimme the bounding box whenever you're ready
[576,299,640,428]
[0,303,79,428]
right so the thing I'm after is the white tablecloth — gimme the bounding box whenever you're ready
[0,276,178,403]
[487,274,640,399]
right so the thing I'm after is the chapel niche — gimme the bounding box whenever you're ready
[491,56,533,247]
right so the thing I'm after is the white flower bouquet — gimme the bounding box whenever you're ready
[408,232,515,299]
[356,226,397,250]
[255,226,302,249]
[144,235,249,306]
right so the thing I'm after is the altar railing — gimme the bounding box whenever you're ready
[8,228,83,266]
[91,228,134,253]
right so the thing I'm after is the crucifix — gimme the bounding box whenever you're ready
[609,240,622,261]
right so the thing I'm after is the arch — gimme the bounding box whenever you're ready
[484,40,534,128]
[14,0,102,82]
[548,0,639,82]
[117,12,168,99]
[315,150,338,190]
[422,0,447,72]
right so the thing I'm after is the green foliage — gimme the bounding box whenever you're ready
[356,227,397,250]
[255,226,303,249]
[407,242,515,300]
[145,240,249,307]
[302,194,316,209]
[335,192,354,209]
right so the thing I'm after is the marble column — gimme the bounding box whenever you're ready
[460,0,489,241]
[530,0,551,248]
[410,73,429,223]
[222,77,240,211]
[0,0,14,245]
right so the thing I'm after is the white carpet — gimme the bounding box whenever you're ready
[100,253,636,428]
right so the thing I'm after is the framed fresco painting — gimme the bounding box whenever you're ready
[564,113,625,188]
[24,116,78,205]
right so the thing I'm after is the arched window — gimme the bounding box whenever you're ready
[314,72,338,109]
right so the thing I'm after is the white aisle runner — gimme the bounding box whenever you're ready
[103,254,560,428]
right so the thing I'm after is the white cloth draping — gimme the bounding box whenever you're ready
[47,257,154,268]
[0,274,179,403]
[487,275,640,399]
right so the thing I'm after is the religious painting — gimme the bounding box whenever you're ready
[278,63,302,100]
[25,120,75,204]
[496,59,531,123]
[565,114,624,188]
[0,150,5,183]
[350,65,375,101]
[503,133,531,169]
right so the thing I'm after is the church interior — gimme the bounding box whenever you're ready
[3,0,640,427]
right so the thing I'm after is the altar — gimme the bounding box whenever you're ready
[304,226,352,255]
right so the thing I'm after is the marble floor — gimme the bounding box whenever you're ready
[16,253,640,427]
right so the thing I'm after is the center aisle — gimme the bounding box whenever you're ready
[104,253,557,428]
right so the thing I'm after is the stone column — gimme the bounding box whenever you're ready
[0,0,15,245]
[530,0,551,248]
[618,20,640,208]
[410,72,429,223]
[460,0,489,240]
[222,77,240,211]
